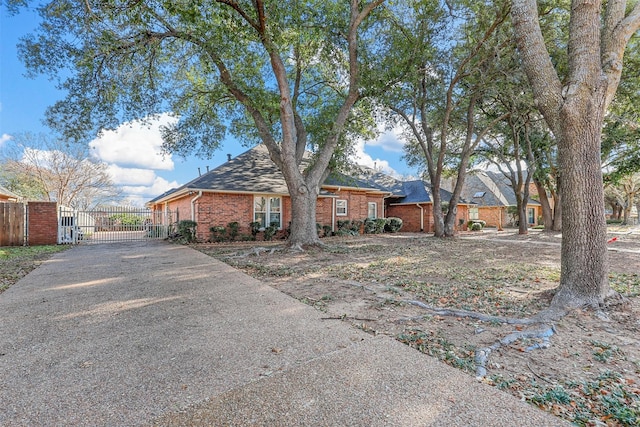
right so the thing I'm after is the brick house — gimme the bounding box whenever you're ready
[454,171,542,229]
[146,145,388,241]
[354,169,471,233]
[147,145,473,240]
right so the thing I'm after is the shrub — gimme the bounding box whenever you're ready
[607,219,623,225]
[336,220,361,236]
[264,223,279,241]
[467,220,486,231]
[249,222,261,240]
[209,225,226,242]
[384,217,403,233]
[363,218,378,234]
[322,225,333,237]
[227,222,240,241]
[177,220,198,243]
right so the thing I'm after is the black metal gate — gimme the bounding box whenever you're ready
[58,206,177,244]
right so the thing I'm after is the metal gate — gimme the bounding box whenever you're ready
[58,206,178,244]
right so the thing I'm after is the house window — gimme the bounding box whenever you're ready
[367,202,377,219]
[528,207,535,224]
[254,196,282,229]
[336,199,347,216]
[469,207,479,220]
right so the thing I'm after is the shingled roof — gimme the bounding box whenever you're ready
[462,171,540,207]
[147,145,384,205]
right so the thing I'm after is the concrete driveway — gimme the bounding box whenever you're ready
[0,241,567,426]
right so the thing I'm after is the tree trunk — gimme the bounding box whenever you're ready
[552,187,562,231]
[287,178,322,249]
[431,186,445,237]
[551,109,610,309]
[535,180,554,230]
[517,195,528,235]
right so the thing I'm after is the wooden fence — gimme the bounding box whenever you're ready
[0,202,25,246]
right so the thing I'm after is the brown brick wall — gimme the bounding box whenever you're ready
[154,190,386,241]
[27,202,58,245]
[387,203,469,233]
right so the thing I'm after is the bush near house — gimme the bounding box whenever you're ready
[384,217,403,233]
[468,219,486,231]
[177,220,198,243]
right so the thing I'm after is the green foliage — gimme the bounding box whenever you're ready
[322,225,333,238]
[177,220,197,243]
[263,223,279,241]
[227,222,239,241]
[384,217,403,233]
[209,225,226,243]
[364,217,385,234]
[249,222,261,240]
[468,220,486,231]
[336,220,361,236]
[109,213,143,227]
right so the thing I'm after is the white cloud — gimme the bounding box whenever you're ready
[367,125,406,153]
[121,176,179,198]
[106,164,158,186]
[350,140,398,176]
[0,133,13,148]
[89,113,177,170]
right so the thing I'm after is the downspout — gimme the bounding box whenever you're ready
[191,191,203,222]
[416,203,424,232]
[332,197,336,232]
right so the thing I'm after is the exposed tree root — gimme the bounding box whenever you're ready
[474,324,555,378]
[321,315,377,322]
[399,299,562,378]
[403,300,540,325]
[231,246,286,257]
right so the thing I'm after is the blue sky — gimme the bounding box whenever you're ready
[1,7,416,206]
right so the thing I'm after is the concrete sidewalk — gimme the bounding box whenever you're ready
[0,241,567,426]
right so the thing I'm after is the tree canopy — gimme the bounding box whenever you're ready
[10,0,392,246]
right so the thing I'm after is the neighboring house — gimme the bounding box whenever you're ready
[0,185,20,202]
[354,168,470,233]
[146,145,388,241]
[456,171,541,229]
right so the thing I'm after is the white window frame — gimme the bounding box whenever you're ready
[527,207,535,224]
[253,196,282,229]
[367,202,377,219]
[469,207,479,220]
[336,199,348,216]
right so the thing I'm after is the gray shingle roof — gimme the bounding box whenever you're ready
[148,145,383,204]
[462,171,540,207]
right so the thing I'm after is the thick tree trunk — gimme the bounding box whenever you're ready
[552,110,610,309]
[287,179,322,249]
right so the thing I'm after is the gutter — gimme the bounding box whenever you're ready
[191,191,203,222]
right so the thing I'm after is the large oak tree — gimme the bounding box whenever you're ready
[511,0,640,309]
[9,0,387,248]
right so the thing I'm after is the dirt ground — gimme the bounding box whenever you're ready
[195,228,640,426]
